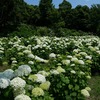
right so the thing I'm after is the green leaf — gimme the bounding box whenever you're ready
[68,84,73,89]
[75,85,79,90]
[71,92,77,96]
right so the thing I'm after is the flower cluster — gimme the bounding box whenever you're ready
[15,65,32,77]
[28,74,46,83]
[10,77,26,89]
[32,87,44,97]
[0,78,10,89]
[14,94,31,100]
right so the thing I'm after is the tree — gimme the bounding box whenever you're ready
[59,0,72,10]
[90,4,100,35]
[58,0,72,28]
[39,0,54,26]
[65,5,90,32]
[0,0,28,36]
[26,5,40,26]
[73,5,90,31]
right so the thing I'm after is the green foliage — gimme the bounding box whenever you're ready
[39,0,55,26]
[59,0,72,11]
[0,86,14,100]
[0,0,28,36]
[0,0,100,36]
[36,27,54,36]
[9,24,36,37]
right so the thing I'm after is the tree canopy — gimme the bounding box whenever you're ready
[0,0,100,36]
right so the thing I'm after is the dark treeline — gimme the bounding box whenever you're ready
[0,0,100,37]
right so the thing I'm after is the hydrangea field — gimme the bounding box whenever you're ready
[0,36,100,100]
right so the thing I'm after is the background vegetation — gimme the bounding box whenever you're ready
[0,0,100,37]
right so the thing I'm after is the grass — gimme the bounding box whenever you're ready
[87,75,100,100]
[0,66,10,72]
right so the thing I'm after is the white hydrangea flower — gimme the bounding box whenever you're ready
[78,60,85,65]
[15,65,32,76]
[70,70,76,74]
[94,47,99,50]
[32,45,40,49]
[49,53,56,58]
[34,56,46,63]
[62,60,70,65]
[23,50,31,54]
[29,74,46,83]
[67,55,72,59]
[35,74,46,83]
[50,70,59,75]
[40,81,51,90]
[96,50,100,54]
[17,51,24,55]
[10,77,26,89]
[38,71,49,77]
[73,49,79,53]
[0,78,10,89]
[28,54,35,59]
[70,64,75,66]
[85,56,92,60]
[32,87,44,97]
[0,47,4,50]
[0,50,4,53]
[86,75,91,79]
[85,87,91,91]
[11,57,16,61]
[71,57,79,63]
[81,89,90,97]
[14,94,31,100]
[57,66,65,73]
[12,60,17,64]
[28,61,34,65]
[79,52,87,56]
[28,74,37,82]
[80,71,85,75]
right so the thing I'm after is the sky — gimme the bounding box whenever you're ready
[24,0,100,8]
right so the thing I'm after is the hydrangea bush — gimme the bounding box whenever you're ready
[0,36,100,100]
